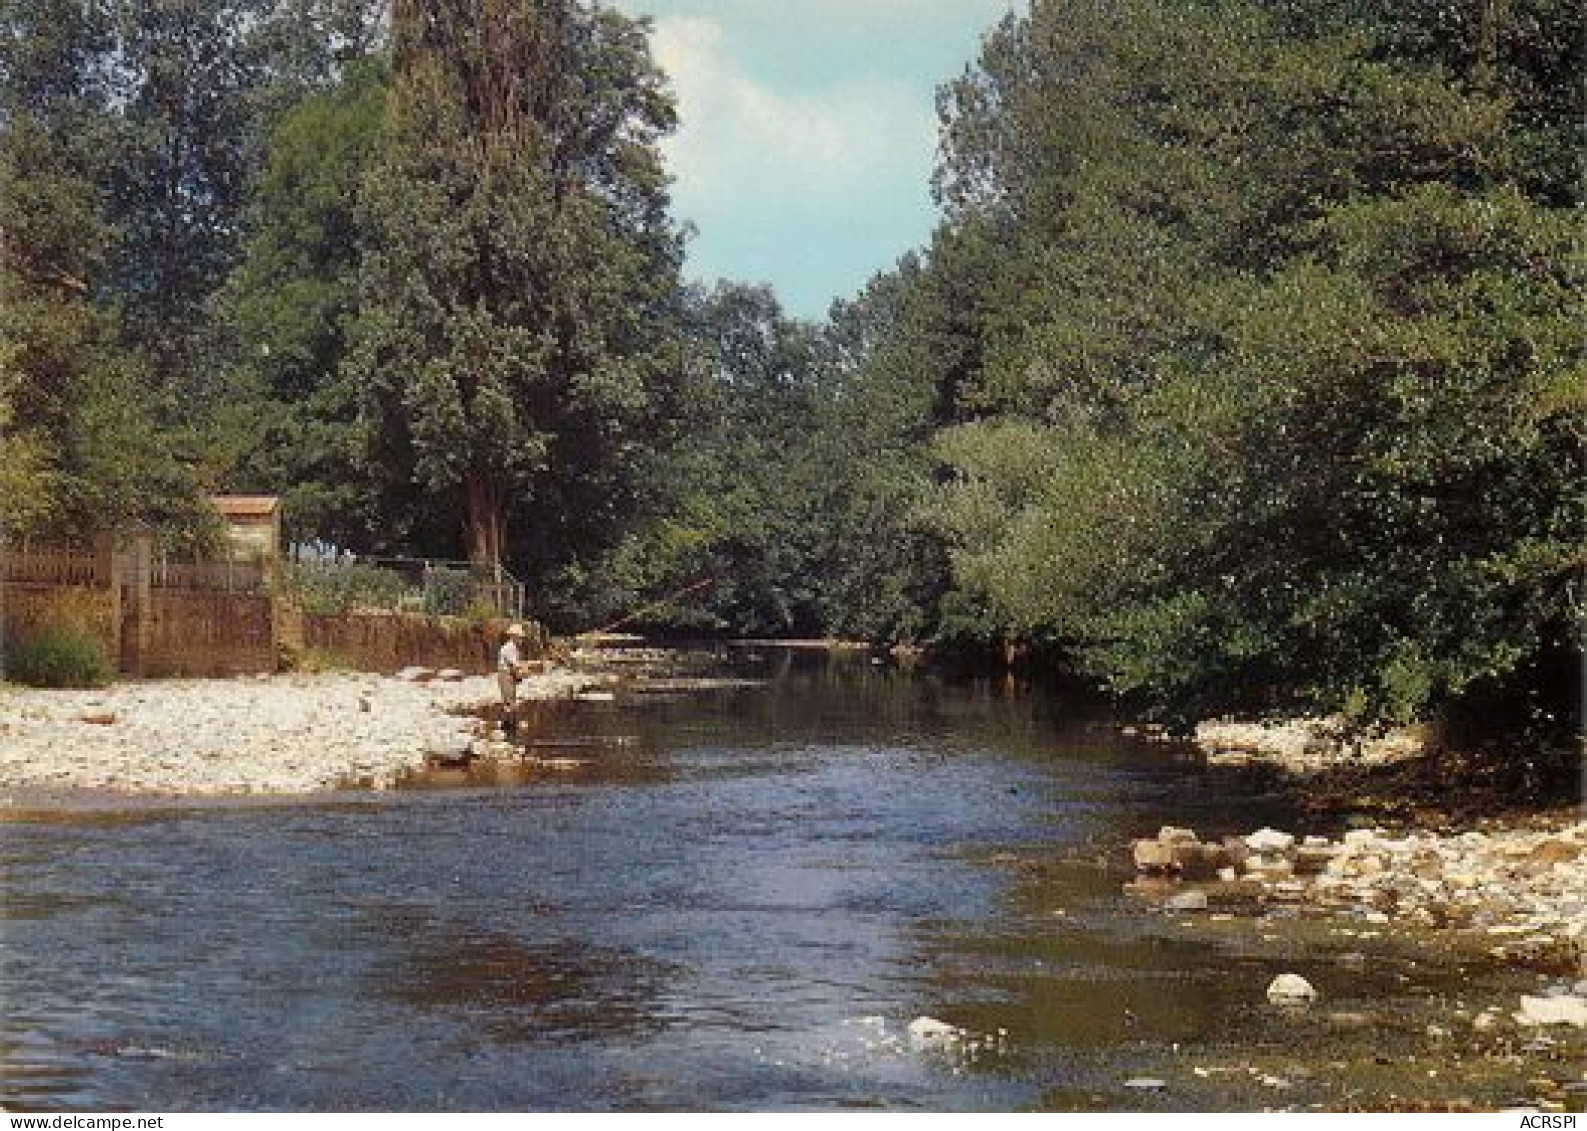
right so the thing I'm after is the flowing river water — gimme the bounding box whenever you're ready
[0,652,1573,1111]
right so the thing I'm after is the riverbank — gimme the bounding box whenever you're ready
[1172,715,1584,938]
[1129,815,1586,960]
[1123,712,1587,1092]
[0,668,611,798]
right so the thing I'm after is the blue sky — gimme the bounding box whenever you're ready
[612,0,1020,319]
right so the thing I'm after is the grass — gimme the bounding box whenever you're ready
[8,622,112,688]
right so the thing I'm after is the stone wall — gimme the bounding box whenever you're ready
[136,590,276,677]
[294,612,540,675]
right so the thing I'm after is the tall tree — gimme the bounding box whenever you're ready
[347,0,684,576]
[0,0,208,535]
[217,59,387,549]
[918,0,1583,728]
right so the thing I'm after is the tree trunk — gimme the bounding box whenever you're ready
[464,475,503,567]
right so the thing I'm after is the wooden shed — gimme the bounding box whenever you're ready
[210,495,282,561]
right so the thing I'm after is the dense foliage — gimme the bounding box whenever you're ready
[843,0,1583,730]
[2,0,1578,733]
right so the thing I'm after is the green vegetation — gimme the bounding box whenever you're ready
[901,0,1584,731]
[281,562,409,615]
[277,644,356,675]
[2,0,1578,738]
[10,621,112,688]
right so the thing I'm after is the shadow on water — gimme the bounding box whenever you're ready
[375,928,680,1044]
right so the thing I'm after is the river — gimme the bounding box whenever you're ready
[0,652,1564,1110]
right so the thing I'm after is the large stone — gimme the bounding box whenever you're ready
[1166,890,1209,912]
[1266,973,1319,1004]
[1221,836,1252,867]
[1294,846,1337,875]
[1352,855,1386,877]
[1172,841,1230,879]
[1247,827,1296,853]
[1515,995,1587,1028]
[1158,825,1199,845]
[1245,856,1295,880]
[1134,839,1178,873]
[907,1016,962,1048]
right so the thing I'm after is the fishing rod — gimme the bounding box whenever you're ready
[579,577,714,640]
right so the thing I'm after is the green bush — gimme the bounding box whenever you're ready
[421,567,475,616]
[10,622,111,688]
[284,562,408,614]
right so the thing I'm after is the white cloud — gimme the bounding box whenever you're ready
[651,15,936,218]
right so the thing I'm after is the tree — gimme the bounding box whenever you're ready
[347,0,685,580]
[217,60,387,549]
[102,0,386,387]
[918,0,1583,730]
[0,0,208,536]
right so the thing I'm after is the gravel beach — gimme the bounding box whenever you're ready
[0,668,608,797]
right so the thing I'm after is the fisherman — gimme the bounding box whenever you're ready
[497,622,529,717]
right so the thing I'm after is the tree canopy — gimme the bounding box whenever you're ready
[2,0,1578,735]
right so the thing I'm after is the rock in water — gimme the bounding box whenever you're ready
[1515,995,1587,1028]
[907,1016,961,1049]
[1134,840,1178,872]
[1267,973,1319,1004]
[1247,827,1296,853]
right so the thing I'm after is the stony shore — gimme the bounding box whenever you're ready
[0,667,611,797]
[1193,716,1431,770]
[1126,710,1587,1082]
[1128,818,1587,1032]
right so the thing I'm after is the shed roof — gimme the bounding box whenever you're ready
[211,495,280,520]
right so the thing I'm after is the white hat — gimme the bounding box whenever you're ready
[506,623,526,637]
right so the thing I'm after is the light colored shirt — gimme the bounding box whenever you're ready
[498,640,521,672]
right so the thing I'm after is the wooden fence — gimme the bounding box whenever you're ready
[3,540,102,585]
[2,536,539,678]
[149,555,268,593]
